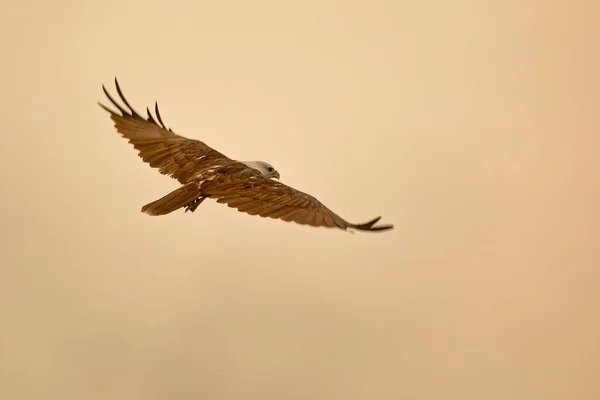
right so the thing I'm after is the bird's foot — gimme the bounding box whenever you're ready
[185,196,206,213]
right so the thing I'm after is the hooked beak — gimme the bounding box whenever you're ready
[273,172,280,180]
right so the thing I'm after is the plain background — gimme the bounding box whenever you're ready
[1,1,598,399]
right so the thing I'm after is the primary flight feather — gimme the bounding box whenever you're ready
[99,78,393,232]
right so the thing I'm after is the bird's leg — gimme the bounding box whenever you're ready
[185,196,207,213]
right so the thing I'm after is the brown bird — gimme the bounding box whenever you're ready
[99,78,393,232]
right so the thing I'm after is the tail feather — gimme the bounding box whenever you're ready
[141,182,202,216]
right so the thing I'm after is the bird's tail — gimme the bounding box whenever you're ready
[141,182,202,216]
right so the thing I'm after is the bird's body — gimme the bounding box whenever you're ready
[99,79,393,232]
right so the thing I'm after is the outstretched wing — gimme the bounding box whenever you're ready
[202,168,394,232]
[99,78,230,184]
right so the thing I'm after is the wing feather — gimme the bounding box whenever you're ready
[267,206,296,219]
[202,173,394,232]
[99,78,230,184]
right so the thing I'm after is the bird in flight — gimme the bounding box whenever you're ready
[99,79,393,232]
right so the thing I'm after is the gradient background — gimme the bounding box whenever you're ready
[1,1,598,399]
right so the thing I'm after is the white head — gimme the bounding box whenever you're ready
[242,161,280,179]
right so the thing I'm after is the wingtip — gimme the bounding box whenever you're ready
[98,101,114,114]
[114,77,121,92]
[350,216,394,233]
[363,216,382,228]
[368,223,394,232]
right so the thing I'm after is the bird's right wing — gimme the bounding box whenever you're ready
[99,78,230,184]
[202,169,394,232]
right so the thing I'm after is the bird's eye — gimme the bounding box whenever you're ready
[268,167,273,172]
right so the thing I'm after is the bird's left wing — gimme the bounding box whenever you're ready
[202,168,394,232]
[99,78,231,184]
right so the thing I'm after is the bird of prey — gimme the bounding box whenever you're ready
[99,79,393,232]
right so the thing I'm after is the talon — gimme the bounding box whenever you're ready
[185,196,206,213]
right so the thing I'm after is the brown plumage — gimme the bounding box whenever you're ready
[99,78,393,232]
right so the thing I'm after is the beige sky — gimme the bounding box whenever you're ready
[1,1,598,399]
